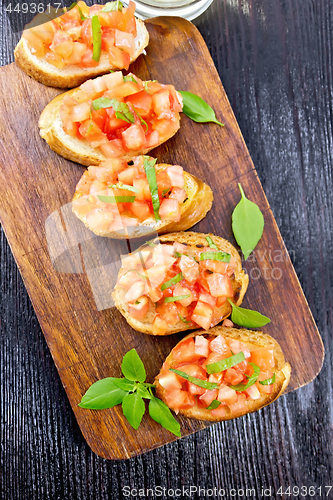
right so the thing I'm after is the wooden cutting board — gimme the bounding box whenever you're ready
[0,17,324,460]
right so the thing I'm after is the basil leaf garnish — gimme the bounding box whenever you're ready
[161,272,183,291]
[259,373,276,386]
[123,75,138,83]
[199,251,231,262]
[101,0,123,12]
[229,362,260,391]
[91,15,101,62]
[149,395,181,437]
[174,251,182,258]
[92,98,135,123]
[228,299,271,328]
[178,91,224,126]
[109,183,140,193]
[164,294,191,303]
[206,351,245,374]
[78,378,127,409]
[206,399,221,410]
[122,393,145,429]
[205,236,218,249]
[113,378,136,391]
[232,183,264,260]
[97,195,136,203]
[121,348,146,383]
[170,369,219,390]
[143,157,160,221]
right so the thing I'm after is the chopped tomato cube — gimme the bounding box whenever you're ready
[100,139,126,158]
[224,368,244,385]
[114,29,134,56]
[124,281,146,303]
[164,390,195,411]
[172,338,202,363]
[217,384,237,405]
[130,201,151,221]
[194,335,210,357]
[122,124,146,150]
[198,293,217,308]
[211,404,229,418]
[179,255,199,284]
[250,347,275,370]
[172,283,193,307]
[209,335,232,356]
[158,371,183,391]
[228,394,247,415]
[187,382,206,396]
[207,273,234,298]
[191,301,213,330]
[166,165,184,188]
[152,314,168,335]
[91,108,107,130]
[146,287,163,303]
[152,90,172,119]
[155,302,179,326]
[79,119,104,141]
[245,385,261,400]
[117,166,139,184]
[199,389,219,407]
[159,199,181,222]
[126,90,152,117]
[128,296,149,320]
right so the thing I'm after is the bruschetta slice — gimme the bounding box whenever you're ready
[155,327,291,421]
[112,232,249,334]
[39,71,183,164]
[72,156,213,238]
[14,1,149,88]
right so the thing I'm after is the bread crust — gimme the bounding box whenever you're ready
[72,164,214,239]
[112,232,249,334]
[38,85,182,166]
[14,19,149,89]
[155,326,291,421]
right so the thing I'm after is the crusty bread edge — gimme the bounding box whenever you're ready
[155,326,291,422]
[112,232,249,334]
[14,18,149,88]
[38,86,181,166]
[72,164,214,239]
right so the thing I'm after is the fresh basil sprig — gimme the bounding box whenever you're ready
[228,299,271,328]
[164,294,191,303]
[229,362,260,391]
[91,15,101,62]
[232,183,264,260]
[178,91,224,126]
[205,236,218,249]
[92,98,135,123]
[161,272,183,291]
[79,349,181,436]
[170,369,219,390]
[206,399,221,410]
[206,351,245,374]
[97,195,136,204]
[259,373,276,386]
[199,251,231,262]
[101,0,123,12]
[143,157,160,221]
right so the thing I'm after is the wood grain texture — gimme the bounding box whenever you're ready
[1,0,333,496]
[0,16,323,461]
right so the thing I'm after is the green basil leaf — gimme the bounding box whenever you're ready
[92,98,135,123]
[97,195,136,203]
[232,183,264,260]
[162,188,170,198]
[143,157,160,221]
[68,2,77,10]
[161,272,183,291]
[123,75,138,83]
[78,378,128,409]
[205,236,218,249]
[170,369,218,390]
[178,91,224,126]
[122,392,145,429]
[113,378,136,391]
[136,384,153,399]
[229,362,260,391]
[164,294,191,303]
[101,0,123,12]
[206,399,221,410]
[259,373,276,386]
[121,348,146,382]
[228,299,271,328]
[77,5,86,20]
[199,251,231,262]
[91,15,101,62]
[149,395,181,437]
[108,183,140,193]
[206,351,246,374]
[174,251,182,258]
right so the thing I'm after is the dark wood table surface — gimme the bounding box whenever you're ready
[1,0,332,498]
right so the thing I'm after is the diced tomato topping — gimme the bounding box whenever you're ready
[211,404,229,418]
[152,314,168,335]
[158,371,183,391]
[179,255,200,284]
[199,389,219,407]
[159,199,181,222]
[166,166,184,188]
[173,338,202,363]
[250,347,275,370]
[207,273,234,298]
[191,301,213,331]
[217,384,237,405]
[126,91,152,117]
[124,281,146,303]
[122,124,146,150]
[210,335,232,356]
[164,390,195,411]
[155,302,179,326]
[128,296,149,320]
[146,287,163,303]
[228,393,247,415]
[194,335,210,358]
[224,368,244,385]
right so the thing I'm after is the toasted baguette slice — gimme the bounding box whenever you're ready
[112,232,249,334]
[39,77,182,165]
[155,326,291,421]
[72,162,213,239]
[14,18,149,89]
